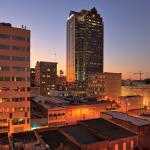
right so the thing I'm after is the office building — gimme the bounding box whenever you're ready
[66,7,104,94]
[30,68,35,87]
[122,84,150,106]
[35,61,57,96]
[0,23,30,134]
[87,72,121,100]
[118,95,143,112]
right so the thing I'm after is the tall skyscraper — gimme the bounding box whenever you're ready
[35,61,57,96]
[66,7,104,83]
[0,23,30,134]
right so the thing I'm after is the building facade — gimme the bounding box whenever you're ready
[35,61,57,96]
[30,68,35,87]
[0,23,30,134]
[87,72,121,100]
[101,111,150,149]
[122,84,150,107]
[118,95,143,112]
[66,7,104,94]
[37,118,138,150]
[32,96,112,128]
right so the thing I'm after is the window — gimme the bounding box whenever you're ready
[0,55,10,60]
[25,112,27,117]
[0,34,10,39]
[131,141,134,149]
[27,118,30,124]
[27,87,30,91]
[12,118,25,125]
[115,144,118,150]
[123,142,126,150]
[12,77,25,81]
[9,113,12,118]
[12,56,25,61]
[14,107,25,112]
[12,67,25,71]
[0,77,10,81]
[0,66,10,71]
[12,35,25,41]
[27,37,30,42]
[27,77,30,81]
[0,87,9,92]
[27,67,30,71]
[27,57,30,61]
[12,46,25,51]
[0,119,7,123]
[12,97,25,102]
[27,47,30,51]
[0,44,10,50]
[0,98,10,103]
[12,87,25,92]
[0,126,9,131]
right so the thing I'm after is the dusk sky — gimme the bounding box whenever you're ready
[0,0,150,79]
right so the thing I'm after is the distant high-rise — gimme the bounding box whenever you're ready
[0,23,30,134]
[66,7,104,83]
[35,61,57,96]
[30,68,35,87]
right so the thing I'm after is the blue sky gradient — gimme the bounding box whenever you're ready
[0,0,150,79]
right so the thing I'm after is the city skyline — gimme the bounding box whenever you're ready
[0,0,150,79]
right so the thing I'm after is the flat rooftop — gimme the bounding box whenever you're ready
[79,118,136,140]
[0,22,29,30]
[12,131,37,144]
[32,95,110,109]
[59,124,104,144]
[120,95,142,98]
[103,111,150,126]
[0,133,9,145]
[39,130,80,150]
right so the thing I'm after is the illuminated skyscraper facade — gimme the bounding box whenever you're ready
[0,23,30,134]
[67,7,104,84]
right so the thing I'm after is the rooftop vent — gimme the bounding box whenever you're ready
[0,22,12,27]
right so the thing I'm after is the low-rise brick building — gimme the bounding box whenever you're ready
[118,95,143,112]
[31,96,112,128]
[86,72,121,101]
[36,118,138,150]
[101,111,150,149]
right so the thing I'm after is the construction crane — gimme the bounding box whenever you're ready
[133,71,144,80]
